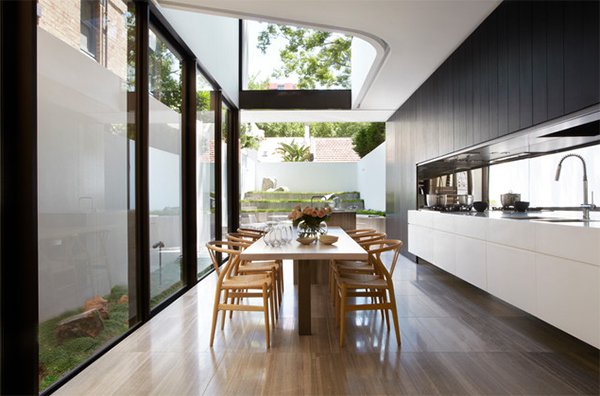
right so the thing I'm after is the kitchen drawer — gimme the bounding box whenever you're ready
[455,235,486,290]
[535,222,600,266]
[454,214,487,240]
[408,224,434,263]
[486,242,536,314]
[486,218,536,250]
[433,229,456,274]
[432,212,455,233]
[408,210,433,228]
[536,253,599,348]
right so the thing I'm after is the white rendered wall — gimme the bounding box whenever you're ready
[162,8,239,106]
[254,161,358,193]
[356,142,386,211]
[351,37,377,107]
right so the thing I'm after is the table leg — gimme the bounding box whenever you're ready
[298,259,312,335]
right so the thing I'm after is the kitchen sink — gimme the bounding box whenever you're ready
[502,216,553,220]
[536,218,600,223]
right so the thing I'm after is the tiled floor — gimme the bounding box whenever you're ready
[57,255,599,395]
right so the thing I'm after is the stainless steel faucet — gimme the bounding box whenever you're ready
[555,154,596,220]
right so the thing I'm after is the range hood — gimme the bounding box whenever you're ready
[417,105,600,180]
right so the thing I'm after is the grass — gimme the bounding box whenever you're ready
[357,209,386,217]
[245,190,360,195]
[39,285,130,391]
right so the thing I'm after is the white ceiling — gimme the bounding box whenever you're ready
[159,0,500,121]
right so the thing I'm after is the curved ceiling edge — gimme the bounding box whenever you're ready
[159,0,389,109]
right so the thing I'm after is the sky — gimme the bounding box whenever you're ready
[246,20,300,87]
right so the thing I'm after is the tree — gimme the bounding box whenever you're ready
[257,24,351,89]
[275,141,311,162]
[352,123,385,157]
[256,122,305,137]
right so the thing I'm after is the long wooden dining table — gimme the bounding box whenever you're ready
[240,226,367,335]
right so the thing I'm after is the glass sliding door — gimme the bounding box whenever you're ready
[196,71,215,279]
[37,0,135,390]
[148,27,184,308]
[221,104,231,235]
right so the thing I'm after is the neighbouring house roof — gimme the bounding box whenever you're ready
[314,138,360,162]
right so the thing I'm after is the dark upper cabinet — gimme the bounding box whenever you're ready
[497,2,509,136]
[507,2,521,134]
[532,1,548,124]
[564,1,600,114]
[518,1,533,130]
[394,0,599,161]
[547,1,565,119]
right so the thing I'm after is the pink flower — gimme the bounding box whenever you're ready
[317,208,325,218]
[311,209,318,217]
[303,206,312,215]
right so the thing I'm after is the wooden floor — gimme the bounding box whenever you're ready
[57,255,599,395]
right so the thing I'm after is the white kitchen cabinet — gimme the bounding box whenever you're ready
[433,229,456,274]
[535,222,600,266]
[487,218,536,250]
[453,214,487,240]
[432,212,455,233]
[536,253,600,348]
[407,210,599,348]
[408,224,434,263]
[455,235,487,290]
[486,242,536,314]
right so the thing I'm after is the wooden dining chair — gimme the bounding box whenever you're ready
[333,239,403,347]
[206,240,276,349]
[345,228,377,238]
[236,228,265,242]
[226,233,283,316]
[328,232,387,302]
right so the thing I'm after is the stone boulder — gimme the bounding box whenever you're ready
[56,309,104,343]
[84,295,109,319]
[261,177,277,191]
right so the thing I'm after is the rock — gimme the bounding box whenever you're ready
[118,295,129,304]
[261,177,277,191]
[84,295,109,319]
[56,309,104,342]
[274,186,289,192]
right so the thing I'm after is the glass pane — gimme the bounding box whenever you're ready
[196,72,215,279]
[148,28,184,308]
[37,0,134,391]
[244,20,352,90]
[221,105,230,235]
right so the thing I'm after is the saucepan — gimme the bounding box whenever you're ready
[500,193,521,207]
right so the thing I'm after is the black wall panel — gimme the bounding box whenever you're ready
[386,0,600,253]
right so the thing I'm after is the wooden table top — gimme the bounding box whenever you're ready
[240,226,367,261]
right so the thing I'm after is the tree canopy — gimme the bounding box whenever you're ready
[351,123,385,157]
[257,24,351,89]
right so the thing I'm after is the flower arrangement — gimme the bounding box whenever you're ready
[288,204,332,229]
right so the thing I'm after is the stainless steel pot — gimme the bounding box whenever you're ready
[500,193,521,207]
[426,194,439,207]
[457,194,473,206]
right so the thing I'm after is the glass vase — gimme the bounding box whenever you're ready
[297,220,328,238]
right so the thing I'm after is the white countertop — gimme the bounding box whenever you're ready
[418,209,600,228]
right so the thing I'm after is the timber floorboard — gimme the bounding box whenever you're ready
[57,256,599,395]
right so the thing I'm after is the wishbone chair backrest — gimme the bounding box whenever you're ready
[362,239,403,280]
[227,233,254,247]
[206,240,245,281]
[355,232,387,246]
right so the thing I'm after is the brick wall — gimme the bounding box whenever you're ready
[38,0,129,80]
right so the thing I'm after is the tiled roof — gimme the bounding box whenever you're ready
[314,138,360,162]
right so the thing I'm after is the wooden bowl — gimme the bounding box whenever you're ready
[319,235,338,245]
